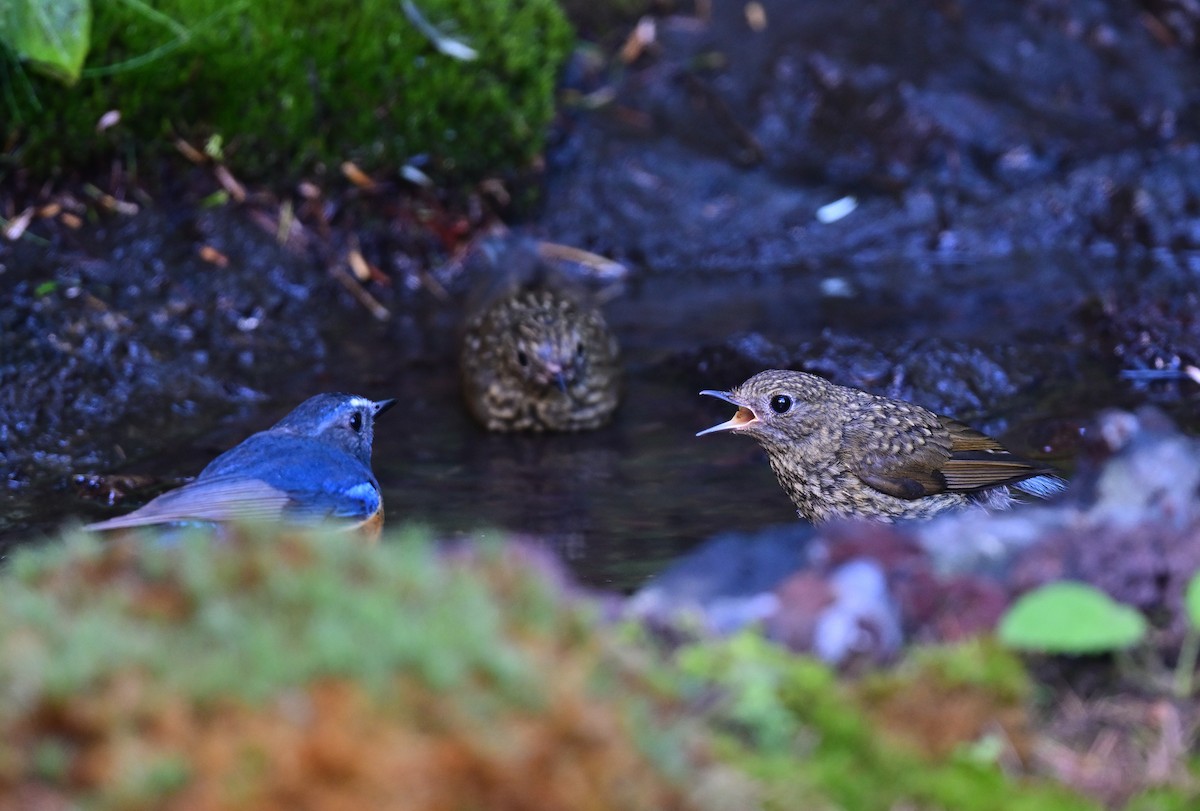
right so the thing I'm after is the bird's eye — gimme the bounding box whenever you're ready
[349,412,363,432]
[517,350,530,367]
[770,394,792,414]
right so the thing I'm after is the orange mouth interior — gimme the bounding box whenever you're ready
[731,406,757,427]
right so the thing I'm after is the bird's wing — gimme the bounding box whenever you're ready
[938,418,1059,492]
[84,476,292,531]
[850,416,1057,500]
[86,435,383,532]
[843,413,954,500]
[278,480,382,524]
[202,437,382,523]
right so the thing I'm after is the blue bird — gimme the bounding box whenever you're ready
[85,393,396,540]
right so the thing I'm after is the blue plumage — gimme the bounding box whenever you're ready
[85,393,395,536]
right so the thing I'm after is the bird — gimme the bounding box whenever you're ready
[460,281,620,432]
[697,369,1065,523]
[84,393,396,540]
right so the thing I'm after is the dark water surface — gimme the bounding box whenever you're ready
[5,256,1109,590]
[342,256,1103,591]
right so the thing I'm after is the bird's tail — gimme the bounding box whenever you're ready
[1013,474,1068,499]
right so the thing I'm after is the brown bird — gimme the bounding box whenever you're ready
[698,369,1065,523]
[461,283,620,432]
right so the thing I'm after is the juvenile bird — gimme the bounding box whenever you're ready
[461,283,620,432]
[84,393,395,540]
[698,369,1065,523]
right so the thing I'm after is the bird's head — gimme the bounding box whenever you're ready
[273,393,397,463]
[697,370,835,452]
[505,291,593,393]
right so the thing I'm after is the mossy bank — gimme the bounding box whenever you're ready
[0,523,1193,809]
[2,0,573,180]
[0,525,722,809]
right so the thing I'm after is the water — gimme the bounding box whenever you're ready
[370,371,789,589]
[2,257,1111,590]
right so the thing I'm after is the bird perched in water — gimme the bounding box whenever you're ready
[698,369,1065,523]
[460,282,620,432]
[84,393,395,540]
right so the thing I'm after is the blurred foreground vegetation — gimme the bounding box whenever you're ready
[1,523,1195,809]
[1,0,572,181]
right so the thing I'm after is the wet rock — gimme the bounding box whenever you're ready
[542,1,1200,269]
[705,555,906,666]
[913,406,1200,639]
[630,528,903,665]
[0,208,331,488]
[626,524,813,633]
[809,559,902,664]
[1004,408,1200,638]
[1076,284,1200,418]
[898,571,1011,645]
[668,329,1078,433]
[815,521,1009,648]
[790,334,1050,428]
[762,570,831,652]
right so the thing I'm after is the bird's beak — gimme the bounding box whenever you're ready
[373,398,398,417]
[696,390,759,436]
[538,359,570,393]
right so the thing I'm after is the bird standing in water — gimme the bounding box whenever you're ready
[85,393,395,540]
[461,283,620,432]
[698,369,1064,523]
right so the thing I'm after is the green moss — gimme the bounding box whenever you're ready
[1125,780,1200,811]
[677,632,1102,811]
[31,739,71,780]
[860,637,1032,705]
[0,524,725,808]
[2,0,573,180]
[5,524,1176,809]
[0,526,554,705]
[108,754,192,807]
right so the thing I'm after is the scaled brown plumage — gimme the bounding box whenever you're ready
[461,285,620,432]
[698,369,1065,523]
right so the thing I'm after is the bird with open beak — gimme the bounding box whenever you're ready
[698,369,1065,523]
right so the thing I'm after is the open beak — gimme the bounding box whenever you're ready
[373,398,398,417]
[696,390,759,436]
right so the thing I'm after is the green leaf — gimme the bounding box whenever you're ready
[4,0,91,84]
[1186,572,1200,631]
[998,582,1147,654]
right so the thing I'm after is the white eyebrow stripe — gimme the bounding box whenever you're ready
[348,397,373,409]
[344,482,378,500]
